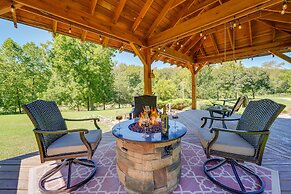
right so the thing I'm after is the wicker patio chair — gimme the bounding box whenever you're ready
[198,99,285,194]
[23,100,102,193]
[129,95,158,119]
[202,96,248,128]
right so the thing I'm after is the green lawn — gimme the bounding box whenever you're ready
[0,107,131,160]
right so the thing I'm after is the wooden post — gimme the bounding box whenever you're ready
[144,48,152,95]
[189,64,196,110]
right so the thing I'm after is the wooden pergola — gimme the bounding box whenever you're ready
[1,0,291,108]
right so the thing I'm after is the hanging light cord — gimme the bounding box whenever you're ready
[224,23,226,62]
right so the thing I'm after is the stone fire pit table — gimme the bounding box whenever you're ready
[112,119,187,194]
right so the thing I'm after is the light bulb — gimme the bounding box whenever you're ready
[204,35,207,40]
[99,35,102,41]
[139,47,142,51]
[176,41,179,45]
[163,48,166,52]
[238,24,242,29]
[69,27,72,33]
[158,47,161,51]
[283,2,287,10]
[233,22,237,28]
[10,5,15,13]
[281,9,285,14]
[180,44,183,48]
[200,32,203,37]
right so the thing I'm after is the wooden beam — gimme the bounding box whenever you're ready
[11,5,17,28]
[269,50,291,63]
[0,1,22,15]
[200,45,206,56]
[170,0,186,9]
[102,37,109,47]
[272,28,276,42]
[52,20,57,37]
[158,47,194,63]
[210,34,219,54]
[257,19,291,35]
[112,0,127,24]
[182,35,201,54]
[148,0,282,46]
[16,0,143,45]
[90,0,98,15]
[195,62,207,74]
[196,39,291,63]
[145,0,176,38]
[260,14,291,24]
[81,30,87,42]
[248,21,253,46]
[130,42,147,66]
[178,34,196,52]
[131,0,153,32]
[182,0,219,20]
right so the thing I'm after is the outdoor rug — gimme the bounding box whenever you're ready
[29,141,281,193]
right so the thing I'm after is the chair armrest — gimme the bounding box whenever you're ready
[200,116,240,128]
[33,128,89,134]
[64,118,100,129]
[210,127,270,135]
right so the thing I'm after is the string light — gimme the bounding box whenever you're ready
[180,44,183,48]
[238,20,242,29]
[158,46,161,51]
[281,9,285,14]
[163,48,166,52]
[233,20,237,28]
[139,46,142,51]
[69,24,72,33]
[200,32,203,37]
[99,35,102,41]
[176,41,179,45]
[283,0,288,10]
[203,35,207,40]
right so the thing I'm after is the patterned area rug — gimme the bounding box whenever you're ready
[29,141,280,193]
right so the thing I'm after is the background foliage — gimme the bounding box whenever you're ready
[0,36,290,113]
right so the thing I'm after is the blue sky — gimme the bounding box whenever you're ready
[0,19,290,69]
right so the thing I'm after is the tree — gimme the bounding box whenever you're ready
[242,67,270,99]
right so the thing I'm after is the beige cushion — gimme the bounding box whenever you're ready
[198,128,255,156]
[47,129,102,156]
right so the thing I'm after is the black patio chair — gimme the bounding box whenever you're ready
[129,95,158,119]
[23,100,102,193]
[198,99,285,194]
[202,96,248,128]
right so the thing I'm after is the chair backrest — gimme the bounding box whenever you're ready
[132,95,157,118]
[236,99,285,147]
[23,100,67,147]
[229,96,247,116]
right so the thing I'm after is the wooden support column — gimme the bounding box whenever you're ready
[130,43,152,95]
[189,64,197,110]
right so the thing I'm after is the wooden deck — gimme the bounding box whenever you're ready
[0,110,290,194]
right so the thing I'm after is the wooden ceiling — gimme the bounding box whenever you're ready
[1,0,290,68]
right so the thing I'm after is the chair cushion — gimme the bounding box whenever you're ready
[47,129,102,156]
[198,128,255,156]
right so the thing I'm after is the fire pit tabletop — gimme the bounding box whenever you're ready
[112,118,187,143]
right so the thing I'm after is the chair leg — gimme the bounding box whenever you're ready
[203,158,265,194]
[39,158,97,193]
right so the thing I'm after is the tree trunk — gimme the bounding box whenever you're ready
[252,89,255,99]
[118,93,121,109]
[103,102,106,110]
[87,97,90,111]
[16,87,21,114]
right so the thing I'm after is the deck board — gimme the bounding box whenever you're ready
[0,110,290,193]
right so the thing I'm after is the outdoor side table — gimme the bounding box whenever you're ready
[207,106,232,128]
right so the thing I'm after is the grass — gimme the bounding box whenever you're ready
[0,107,131,160]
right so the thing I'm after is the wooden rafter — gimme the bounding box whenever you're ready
[178,34,195,51]
[182,35,201,54]
[200,45,206,56]
[148,0,282,46]
[260,14,291,24]
[52,20,57,37]
[102,37,109,47]
[269,50,291,63]
[181,0,219,20]
[249,21,253,46]
[81,30,87,42]
[191,38,205,55]
[210,34,219,54]
[90,0,98,15]
[145,0,176,38]
[112,0,127,24]
[170,0,187,10]
[131,0,153,32]
[196,39,291,63]
[272,28,276,42]
[257,19,291,35]
[16,0,143,45]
